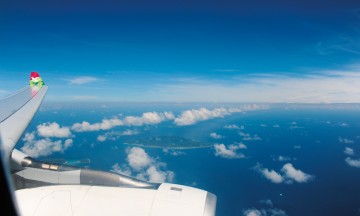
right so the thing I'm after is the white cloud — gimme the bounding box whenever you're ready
[268,208,287,216]
[72,117,123,132]
[123,111,174,126]
[275,155,293,162]
[97,135,107,142]
[281,163,314,183]
[116,147,175,183]
[111,163,132,176]
[273,124,280,128]
[255,163,314,184]
[239,132,262,141]
[338,137,354,144]
[97,129,140,142]
[37,122,72,138]
[72,112,174,132]
[174,107,229,126]
[214,143,245,159]
[243,209,263,216]
[260,124,267,127]
[232,143,247,149]
[224,124,244,130]
[210,132,224,139]
[163,112,175,120]
[254,164,284,184]
[126,147,153,171]
[68,76,98,85]
[143,165,175,183]
[121,129,140,136]
[239,132,250,137]
[174,105,262,126]
[345,157,360,168]
[243,201,287,216]
[243,134,262,141]
[23,132,35,142]
[21,132,73,157]
[344,147,354,156]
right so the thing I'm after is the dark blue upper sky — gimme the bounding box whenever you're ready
[1,0,360,102]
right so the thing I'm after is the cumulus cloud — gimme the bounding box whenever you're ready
[174,107,229,126]
[97,129,140,142]
[233,143,247,149]
[163,112,175,120]
[338,137,354,144]
[121,129,139,135]
[111,163,132,176]
[23,132,35,143]
[344,147,354,156]
[68,76,98,85]
[268,209,287,216]
[239,132,262,141]
[273,124,280,128]
[224,124,244,130]
[112,147,174,183]
[142,165,175,183]
[243,199,287,216]
[274,155,294,162]
[239,132,250,137]
[123,111,174,126]
[37,122,72,138]
[345,157,360,168]
[72,112,174,132]
[243,209,263,216]
[126,147,153,171]
[72,117,123,132]
[97,135,107,142]
[281,163,314,183]
[174,105,262,126]
[210,132,224,139]
[214,143,246,159]
[254,164,284,184]
[21,132,73,157]
[255,163,314,184]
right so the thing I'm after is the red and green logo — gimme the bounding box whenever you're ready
[29,72,45,87]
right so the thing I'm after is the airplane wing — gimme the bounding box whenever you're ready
[0,72,48,160]
[0,72,217,216]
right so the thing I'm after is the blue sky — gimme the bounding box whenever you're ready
[1,0,360,102]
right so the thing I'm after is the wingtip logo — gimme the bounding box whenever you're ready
[29,72,45,87]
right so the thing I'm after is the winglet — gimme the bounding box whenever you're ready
[29,72,45,87]
[0,72,48,160]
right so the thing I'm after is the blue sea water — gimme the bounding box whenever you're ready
[19,103,360,216]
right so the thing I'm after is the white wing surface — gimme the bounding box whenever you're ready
[0,72,47,160]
